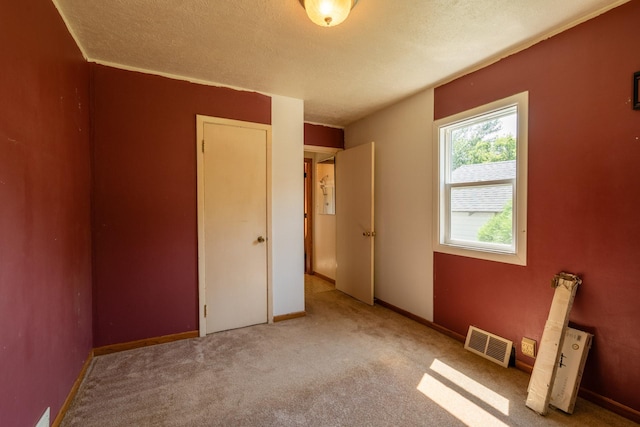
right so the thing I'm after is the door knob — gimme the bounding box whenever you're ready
[257,236,266,243]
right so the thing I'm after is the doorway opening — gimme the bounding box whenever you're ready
[304,158,313,274]
[302,147,340,284]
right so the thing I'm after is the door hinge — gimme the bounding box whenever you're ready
[201,140,205,153]
[204,304,207,317]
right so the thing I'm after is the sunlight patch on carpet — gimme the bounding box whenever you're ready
[417,359,510,427]
[429,359,510,415]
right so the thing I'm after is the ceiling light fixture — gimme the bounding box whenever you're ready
[299,0,359,28]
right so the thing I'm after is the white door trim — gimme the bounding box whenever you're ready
[196,114,273,337]
[303,145,342,155]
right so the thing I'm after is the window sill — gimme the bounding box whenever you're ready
[434,242,527,266]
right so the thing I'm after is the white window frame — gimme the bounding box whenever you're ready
[433,92,528,266]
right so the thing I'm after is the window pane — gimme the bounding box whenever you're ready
[434,91,527,265]
[449,111,517,184]
[450,184,513,246]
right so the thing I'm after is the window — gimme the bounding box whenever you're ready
[433,92,528,265]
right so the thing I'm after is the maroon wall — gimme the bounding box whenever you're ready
[434,1,640,413]
[91,65,271,347]
[0,1,92,426]
[304,123,344,148]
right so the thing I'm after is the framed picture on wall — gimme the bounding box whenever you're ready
[634,71,640,110]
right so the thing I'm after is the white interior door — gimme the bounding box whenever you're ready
[202,120,268,333]
[336,142,375,305]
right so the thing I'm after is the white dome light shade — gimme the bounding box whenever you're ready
[302,0,356,27]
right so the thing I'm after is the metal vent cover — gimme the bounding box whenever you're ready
[464,326,513,368]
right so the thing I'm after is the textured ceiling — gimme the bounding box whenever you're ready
[53,0,627,127]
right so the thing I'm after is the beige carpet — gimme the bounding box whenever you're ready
[62,275,636,426]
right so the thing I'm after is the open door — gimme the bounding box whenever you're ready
[335,142,374,305]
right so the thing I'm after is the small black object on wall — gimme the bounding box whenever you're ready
[634,71,640,110]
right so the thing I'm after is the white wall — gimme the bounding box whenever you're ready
[271,95,305,316]
[345,89,435,321]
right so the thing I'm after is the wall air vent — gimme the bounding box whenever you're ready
[464,326,513,368]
